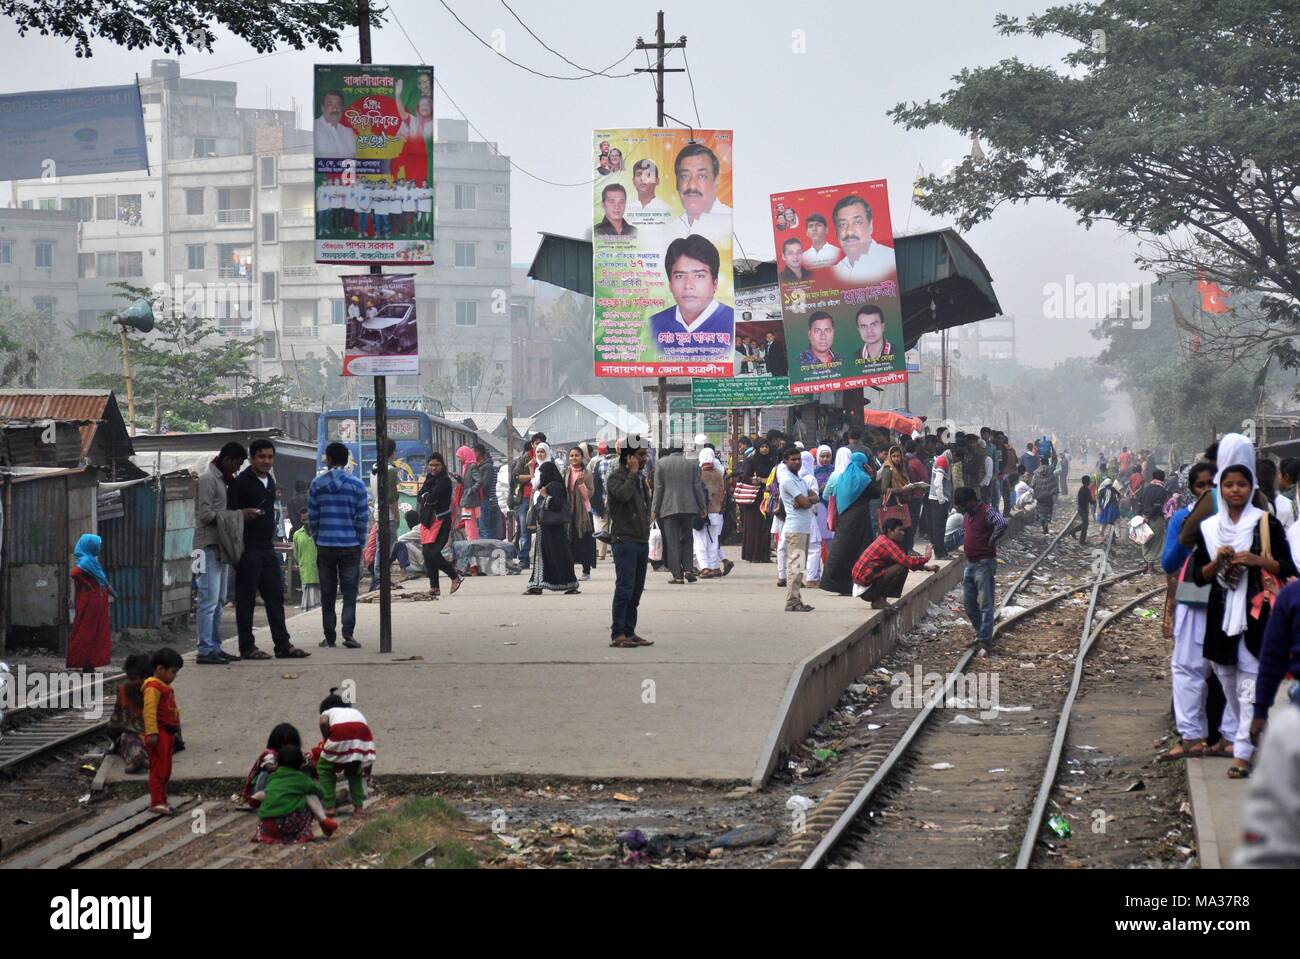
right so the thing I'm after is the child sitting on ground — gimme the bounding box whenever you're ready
[241,723,303,808]
[317,690,376,815]
[252,740,338,843]
[108,653,150,774]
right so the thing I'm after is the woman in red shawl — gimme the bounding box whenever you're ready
[67,533,113,671]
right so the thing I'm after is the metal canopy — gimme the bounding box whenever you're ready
[527,227,1002,349]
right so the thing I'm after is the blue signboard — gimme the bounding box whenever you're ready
[0,83,148,180]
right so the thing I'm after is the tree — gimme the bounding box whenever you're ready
[0,0,382,57]
[77,284,288,430]
[285,347,350,411]
[892,0,1300,356]
[0,302,117,389]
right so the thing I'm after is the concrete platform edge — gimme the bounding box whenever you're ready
[1186,757,1220,869]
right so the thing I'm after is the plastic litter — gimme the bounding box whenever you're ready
[930,762,955,770]
[949,715,983,726]
[998,605,1028,619]
[813,748,838,761]
[785,795,815,812]
[1048,814,1071,838]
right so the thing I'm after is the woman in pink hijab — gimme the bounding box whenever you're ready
[456,445,482,542]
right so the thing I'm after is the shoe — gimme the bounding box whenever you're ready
[628,634,654,646]
[669,578,685,585]
[609,635,639,648]
[785,603,815,612]
[804,580,821,589]
[564,587,580,594]
[242,648,273,660]
[581,572,591,581]
[320,817,340,837]
[217,651,241,662]
[721,559,734,577]
[274,646,311,658]
[319,639,337,648]
[342,638,361,649]
[196,654,227,665]
[776,579,787,588]
[149,804,176,816]
[684,572,698,583]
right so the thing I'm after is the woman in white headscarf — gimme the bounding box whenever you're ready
[693,448,731,577]
[1095,476,1120,535]
[813,446,836,562]
[1190,434,1296,777]
[530,443,552,493]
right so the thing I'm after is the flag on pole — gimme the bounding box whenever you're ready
[912,162,925,199]
[1196,270,1231,314]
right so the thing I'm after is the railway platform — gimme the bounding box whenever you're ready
[106,554,967,788]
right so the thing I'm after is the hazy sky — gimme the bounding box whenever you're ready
[0,0,1152,365]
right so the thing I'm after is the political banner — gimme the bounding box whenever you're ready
[770,180,906,395]
[691,284,796,408]
[593,128,735,377]
[0,84,148,180]
[341,273,418,376]
[314,65,434,265]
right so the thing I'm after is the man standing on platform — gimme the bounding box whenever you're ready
[234,440,310,660]
[651,444,707,584]
[954,486,1008,653]
[194,441,257,665]
[606,439,654,649]
[780,447,819,612]
[309,441,369,650]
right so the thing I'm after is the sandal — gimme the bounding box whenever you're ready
[275,646,311,658]
[450,578,463,595]
[1227,764,1251,779]
[1160,739,1206,762]
[242,648,272,661]
[1207,740,1234,757]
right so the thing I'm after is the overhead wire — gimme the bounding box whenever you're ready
[498,0,638,77]
[438,0,639,80]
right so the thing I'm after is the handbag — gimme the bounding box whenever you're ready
[648,522,663,561]
[878,486,911,529]
[1128,515,1153,545]
[1253,513,1282,619]
[1174,554,1210,607]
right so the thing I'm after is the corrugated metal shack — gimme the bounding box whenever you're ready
[97,472,196,631]
[0,467,98,651]
[0,390,137,478]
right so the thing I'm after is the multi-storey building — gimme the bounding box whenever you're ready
[0,208,80,328]
[12,62,514,413]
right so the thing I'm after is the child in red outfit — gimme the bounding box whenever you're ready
[142,647,183,814]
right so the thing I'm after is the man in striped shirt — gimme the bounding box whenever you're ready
[308,442,370,649]
[852,517,938,609]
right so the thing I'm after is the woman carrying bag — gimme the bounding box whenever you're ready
[1190,442,1295,777]
[417,453,464,599]
[525,461,580,595]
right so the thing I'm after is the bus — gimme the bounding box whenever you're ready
[316,401,480,511]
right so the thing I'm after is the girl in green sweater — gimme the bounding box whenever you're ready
[252,740,338,843]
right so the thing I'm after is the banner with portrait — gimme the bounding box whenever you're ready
[314,64,435,265]
[341,273,418,376]
[770,179,906,395]
[592,128,735,377]
[691,284,796,408]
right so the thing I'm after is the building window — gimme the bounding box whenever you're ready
[186,244,205,270]
[97,252,118,278]
[455,300,477,327]
[78,253,94,278]
[95,195,116,220]
[38,197,57,211]
[494,184,506,196]
[453,241,476,268]
[495,361,505,374]
[539,358,550,384]
[117,194,142,226]
[34,241,53,268]
[120,251,143,277]
[32,297,55,317]
[495,241,507,255]
[20,199,32,209]
[259,155,277,188]
[64,197,94,222]
[0,240,12,265]
[454,184,477,210]
[262,335,277,359]
[457,364,481,389]
[193,137,217,158]
[261,212,278,244]
[331,299,346,325]
[185,188,204,215]
[261,271,278,303]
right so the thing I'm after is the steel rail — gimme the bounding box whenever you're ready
[798,517,1111,869]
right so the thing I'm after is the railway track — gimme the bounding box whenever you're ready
[772,514,1166,869]
[0,672,124,775]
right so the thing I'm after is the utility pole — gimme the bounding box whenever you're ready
[636,11,685,449]
[357,0,392,654]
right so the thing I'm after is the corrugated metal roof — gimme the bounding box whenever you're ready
[0,390,132,461]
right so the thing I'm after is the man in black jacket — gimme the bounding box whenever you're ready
[605,438,653,649]
[234,439,310,659]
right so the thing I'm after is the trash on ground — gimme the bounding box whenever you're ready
[785,795,815,812]
[1047,814,1072,839]
[1126,780,1146,792]
[612,792,639,803]
[999,605,1028,619]
[949,715,983,726]
[930,762,955,770]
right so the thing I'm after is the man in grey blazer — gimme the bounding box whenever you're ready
[650,446,708,584]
